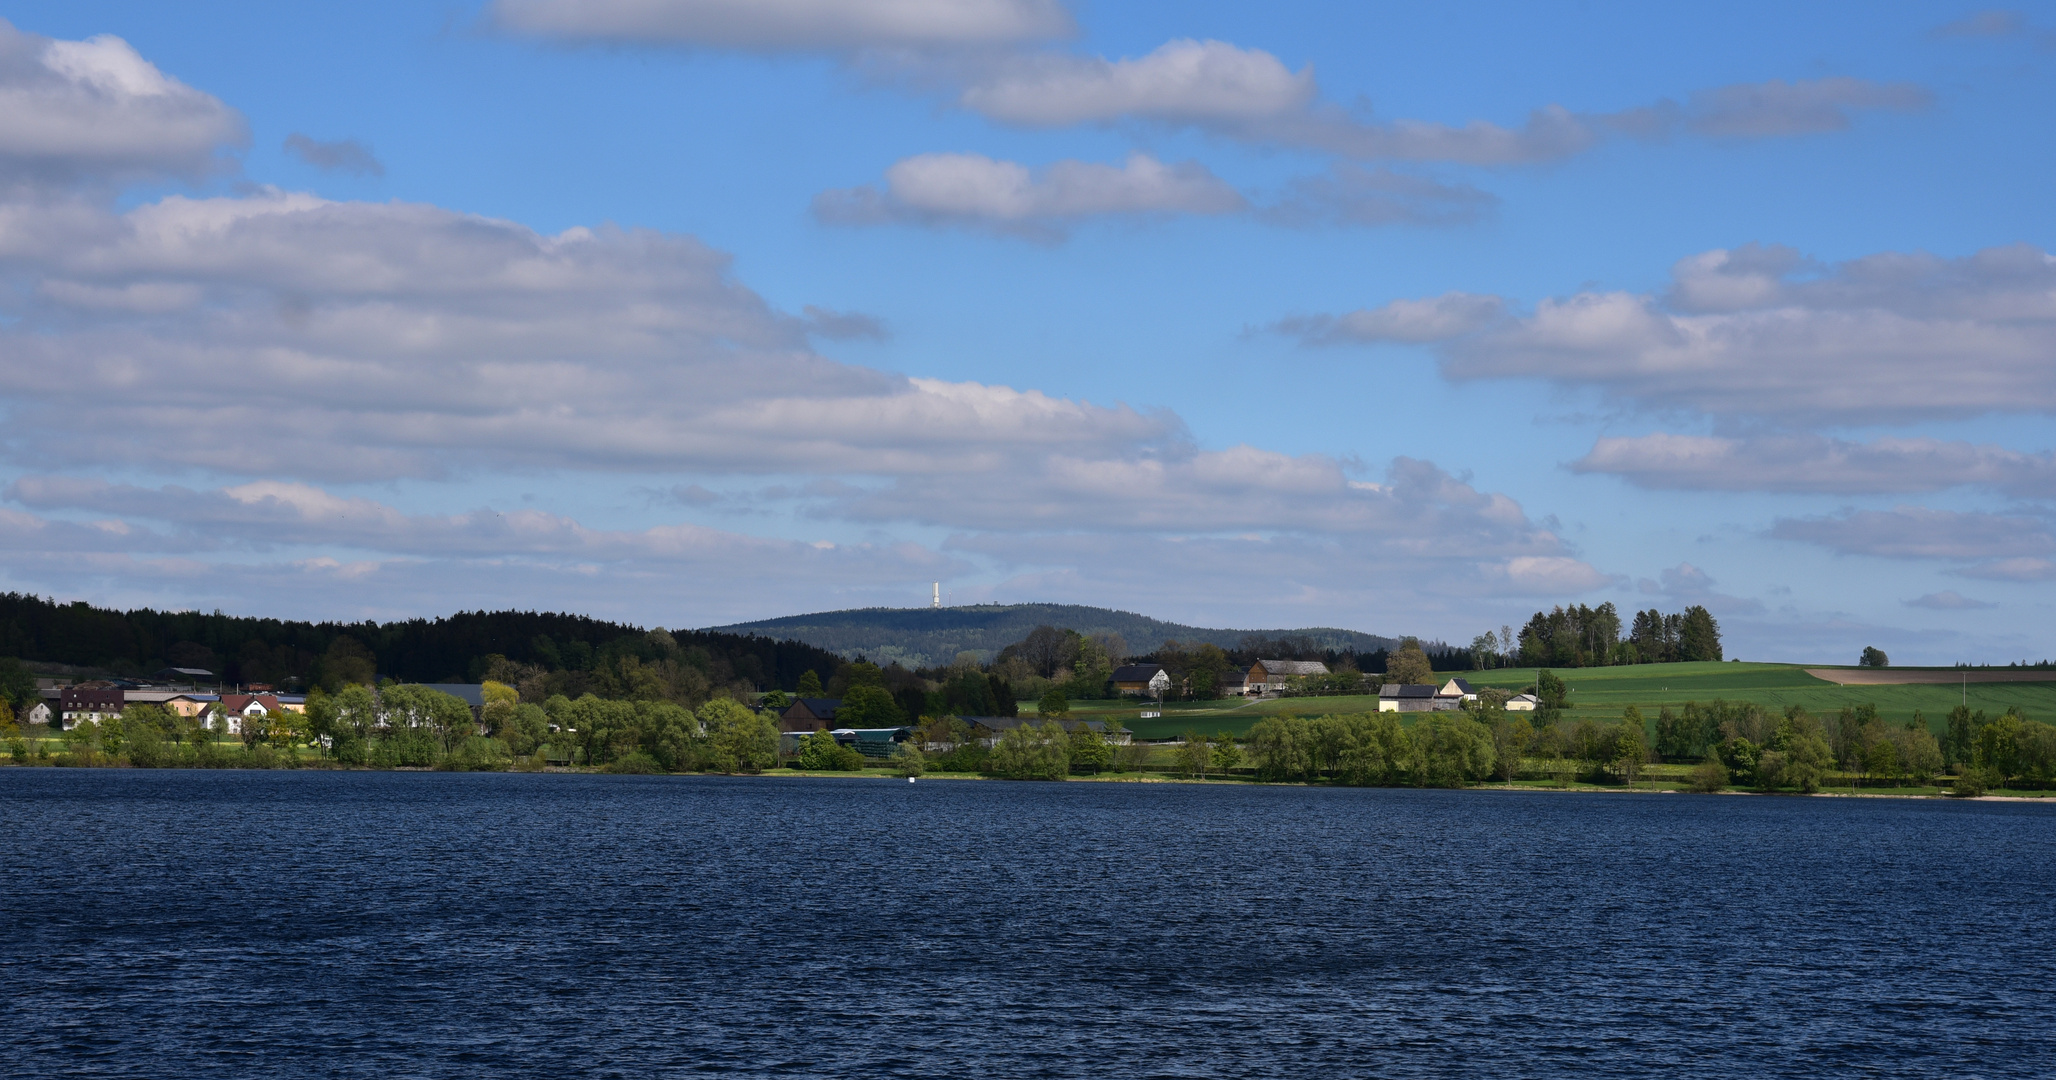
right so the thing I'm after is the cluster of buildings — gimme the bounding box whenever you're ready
[1111,658,1333,698]
[1375,678,1539,712]
[24,667,311,734]
[25,670,504,736]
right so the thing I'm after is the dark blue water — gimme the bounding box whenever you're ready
[3,771,2051,1077]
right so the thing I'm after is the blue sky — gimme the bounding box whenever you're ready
[0,1,2052,663]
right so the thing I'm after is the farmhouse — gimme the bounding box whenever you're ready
[212,693,289,736]
[1438,678,1478,705]
[1112,664,1171,697]
[779,697,842,733]
[1505,693,1540,712]
[58,686,124,728]
[1248,659,1329,693]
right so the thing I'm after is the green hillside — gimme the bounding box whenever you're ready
[1464,663,2056,729]
[704,603,1399,669]
[1063,662,2056,740]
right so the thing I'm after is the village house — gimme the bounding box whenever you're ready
[1505,693,1540,712]
[1378,678,1483,713]
[779,697,842,733]
[213,693,288,736]
[1438,678,1478,705]
[1217,668,1248,696]
[1111,664,1171,697]
[58,686,124,728]
[1247,659,1330,694]
[412,684,485,721]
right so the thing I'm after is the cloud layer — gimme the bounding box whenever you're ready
[1573,434,2056,496]
[817,154,1493,236]
[490,0,1073,50]
[1770,507,2056,581]
[0,23,1614,627]
[1305,242,2056,425]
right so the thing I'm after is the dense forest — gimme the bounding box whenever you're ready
[0,593,844,696]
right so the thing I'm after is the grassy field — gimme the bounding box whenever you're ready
[1053,661,2056,739]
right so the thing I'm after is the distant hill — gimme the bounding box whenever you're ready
[704,604,1401,669]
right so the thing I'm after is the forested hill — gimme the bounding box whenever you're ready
[706,604,1399,669]
[0,593,844,692]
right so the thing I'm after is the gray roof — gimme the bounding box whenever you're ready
[413,683,486,707]
[784,697,841,720]
[1255,659,1329,677]
[1379,684,1439,698]
[1112,664,1166,682]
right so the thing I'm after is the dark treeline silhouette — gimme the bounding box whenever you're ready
[0,593,842,693]
[1494,603,1722,668]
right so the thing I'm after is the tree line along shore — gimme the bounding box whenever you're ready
[5,668,2051,798]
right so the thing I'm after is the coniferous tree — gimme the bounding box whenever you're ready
[1678,606,1723,662]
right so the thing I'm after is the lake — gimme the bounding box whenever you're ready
[3,770,2051,1077]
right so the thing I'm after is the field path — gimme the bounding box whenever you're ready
[1805,668,2056,686]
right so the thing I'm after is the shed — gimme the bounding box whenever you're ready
[1376,684,1447,713]
[832,727,913,758]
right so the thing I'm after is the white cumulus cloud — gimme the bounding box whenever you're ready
[813,151,1245,239]
[959,38,1313,126]
[0,20,245,186]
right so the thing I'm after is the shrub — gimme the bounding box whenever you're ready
[447,736,512,772]
[934,744,989,773]
[1412,712,1496,788]
[1688,758,1729,793]
[1952,767,1996,798]
[897,743,926,778]
[796,729,847,770]
[603,751,662,774]
[990,721,1069,780]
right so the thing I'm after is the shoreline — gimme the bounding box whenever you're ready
[12,761,2050,799]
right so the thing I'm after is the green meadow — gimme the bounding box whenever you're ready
[1061,662,2056,740]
